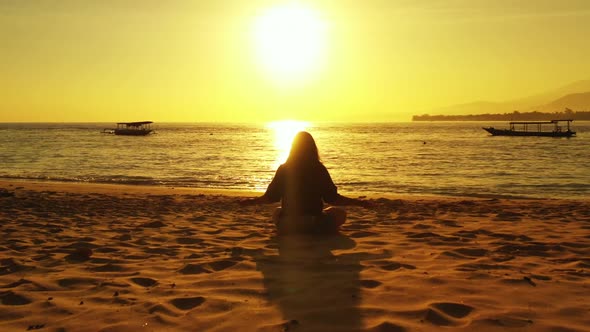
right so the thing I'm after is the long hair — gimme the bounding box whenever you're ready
[285,131,320,166]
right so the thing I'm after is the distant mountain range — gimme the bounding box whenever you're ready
[413,110,590,121]
[422,80,590,116]
[544,91,590,112]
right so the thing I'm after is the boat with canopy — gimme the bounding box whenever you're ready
[483,119,575,137]
[102,121,154,136]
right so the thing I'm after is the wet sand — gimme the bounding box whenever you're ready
[1,180,589,331]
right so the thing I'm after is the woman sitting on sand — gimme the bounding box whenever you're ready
[242,131,372,234]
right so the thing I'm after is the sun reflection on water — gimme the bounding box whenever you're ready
[267,120,310,168]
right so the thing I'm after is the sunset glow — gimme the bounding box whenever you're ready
[267,120,310,166]
[1,2,590,122]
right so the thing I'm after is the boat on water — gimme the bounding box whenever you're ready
[483,119,576,137]
[102,121,154,136]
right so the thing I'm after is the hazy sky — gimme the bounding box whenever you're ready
[2,0,590,122]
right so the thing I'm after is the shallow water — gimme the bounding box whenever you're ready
[0,122,588,198]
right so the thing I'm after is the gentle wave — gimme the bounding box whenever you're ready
[3,173,587,200]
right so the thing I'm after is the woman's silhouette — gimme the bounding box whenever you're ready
[242,131,372,234]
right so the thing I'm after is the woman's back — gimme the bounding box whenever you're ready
[264,162,338,216]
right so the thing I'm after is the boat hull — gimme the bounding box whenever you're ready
[483,127,575,137]
[114,129,153,136]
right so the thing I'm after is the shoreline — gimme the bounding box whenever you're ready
[0,179,261,198]
[1,178,585,203]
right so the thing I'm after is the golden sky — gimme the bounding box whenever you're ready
[2,0,590,122]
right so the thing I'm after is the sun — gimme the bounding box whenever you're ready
[252,3,328,83]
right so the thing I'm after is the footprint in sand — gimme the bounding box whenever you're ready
[412,224,432,230]
[442,248,488,259]
[0,291,31,305]
[367,321,407,332]
[493,211,523,222]
[452,230,478,239]
[455,248,488,257]
[179,264,211,275]
[65,248,93,262]
[203,228,223,235]
[57,277,99,288]
[456,263,509,272]
[207,259,238,272]
[176,237,203,245]
[188,215,207,222]
[184,253,203,259]
[372,260,416,271]
[130,277,158,287]
[423,302,474,326]
[148,303,181,317]
[488,233,532,242]
[350,231,379,238]
[360,279,382,289]
[114,234,132,241]
[430,302,473,319]
[140,220,165,228]
[405,232,442,239]
[169,296,205,310]
[94,246,120,254]
[91,263,125,272]
[144,247,179,256]
[123,254,150,260]
[435,219,462,228]
[178,259,238,274]
[0,258,33,275]
[0,279,32,289]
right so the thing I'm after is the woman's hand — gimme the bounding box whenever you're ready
[332,195,376,209]
[239,195,272,206]
[239,198,258,206]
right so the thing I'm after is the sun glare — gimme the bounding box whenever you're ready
[252,3,327,83]
[267,120,310,166]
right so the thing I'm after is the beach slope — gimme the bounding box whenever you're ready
[1,181,589,331]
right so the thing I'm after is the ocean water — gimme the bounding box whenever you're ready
[0,122,589,199]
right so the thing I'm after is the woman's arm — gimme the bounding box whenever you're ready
[330,194,375,208]
[241,165,284,206]
[319,165,374,208]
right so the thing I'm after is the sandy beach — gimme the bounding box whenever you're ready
[0,180,589,332]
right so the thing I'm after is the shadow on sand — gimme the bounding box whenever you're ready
[256,234,365,331]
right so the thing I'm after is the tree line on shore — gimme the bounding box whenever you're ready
[412,109,590,121]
